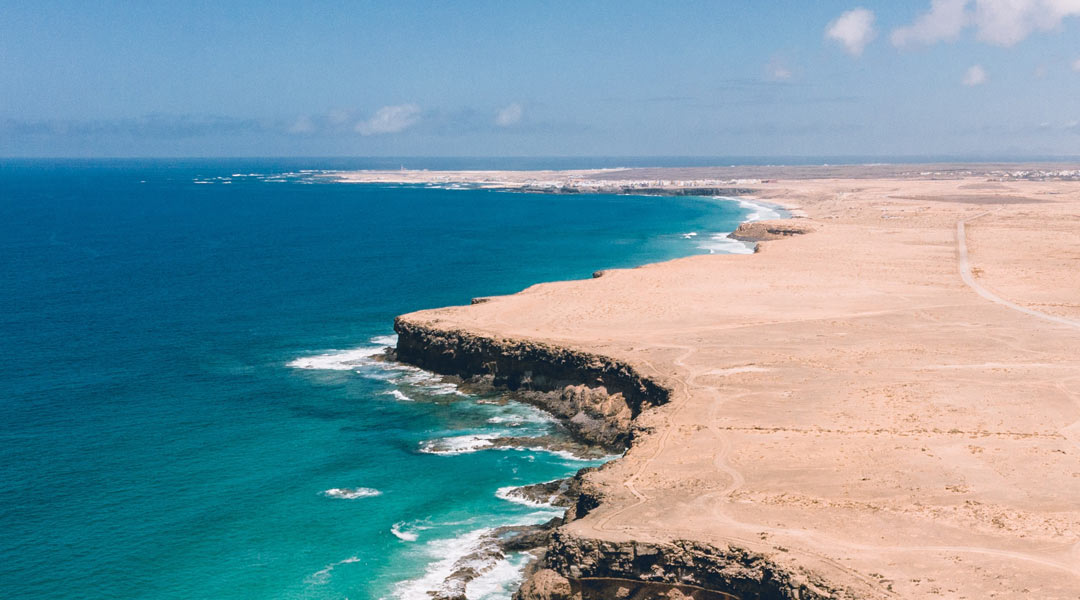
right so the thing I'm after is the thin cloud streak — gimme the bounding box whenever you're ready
[355,104,422,136]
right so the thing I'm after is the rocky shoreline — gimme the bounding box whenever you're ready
[392,317,850,600]
[393,319,670,450]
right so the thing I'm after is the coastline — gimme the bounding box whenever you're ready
[377,165,1080,599]
[385,186,810,599]
[376,187,773,597]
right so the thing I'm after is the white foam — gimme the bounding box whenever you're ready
[289,338,468,398]
[419,434,498,455]
[391,520,431,542]
[388,528,490,600]
[495,486,554,509]
[306,556,360,585]
[691,197,786,256]
[322,487,382,499]
[682,232,698,239]
[420,432,618,461]
[486,404,556,426]
[371,334,399,346]
[288,334,400,371]
[465,552,532,600]
[486,416,523,426]
[732,197,783,222]
[697,234,755,255]
[288,346,386,370]
[389,528,529,600]
[422,382,465,396]
[386,389,413,402]
[513,446,620,463]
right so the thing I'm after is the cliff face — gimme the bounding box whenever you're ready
[393,317,670,449]
[530,534,854,600]
[392,315,860,600]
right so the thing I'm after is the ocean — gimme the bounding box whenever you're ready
[0,159,767,599]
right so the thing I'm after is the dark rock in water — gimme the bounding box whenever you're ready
[488,435,612,461]
[495,519,562,552]
[506,478,576,508]
[429,531,507,600]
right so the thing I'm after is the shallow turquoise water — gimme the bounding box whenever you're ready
[0,160,755,599]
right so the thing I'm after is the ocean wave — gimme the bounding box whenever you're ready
[514,445,622,463]
[389,528,526,600]
[391,520,432,542]
[420,433,618,462]
[322,487,382,499]
[289,335,470,397]
[461,552,532,600]
[697,234,755,255]
[288,346,387,370]
[305,555,360,585]
[418,434,498,455]
[689,197,782,256]
[733,197,783,222]
[485,416,522,426]
[386,389,413,402]
[485,404,555,427]
[495,485,556,509]
[370,334,399,346]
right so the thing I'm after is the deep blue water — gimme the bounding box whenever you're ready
[0,160,753,599]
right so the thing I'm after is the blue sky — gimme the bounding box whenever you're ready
[2,0,1079,157]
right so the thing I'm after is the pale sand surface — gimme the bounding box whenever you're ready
[381,169,1080,598]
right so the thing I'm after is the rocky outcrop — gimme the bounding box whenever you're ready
[517,534,858,600]
[728,221,812,243]
[393,318,670,449]
[393,317,857,600]
[488,435,611,460]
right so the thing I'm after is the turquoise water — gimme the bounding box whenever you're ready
[0,160,756,599]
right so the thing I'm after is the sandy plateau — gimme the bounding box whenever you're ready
[352,167,1080,598]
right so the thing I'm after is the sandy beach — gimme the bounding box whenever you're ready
[372,166,1080,599]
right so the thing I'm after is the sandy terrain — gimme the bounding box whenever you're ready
[382,168,1080,598]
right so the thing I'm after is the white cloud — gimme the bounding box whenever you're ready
[494,103,523,127]
[891,0,970,47]
[1073,57,1080,71]
[892,0,1080,47]
[963,64,988,85]
[355,104,421,135]
[973,0,1080,46]
[826,8,877,56]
